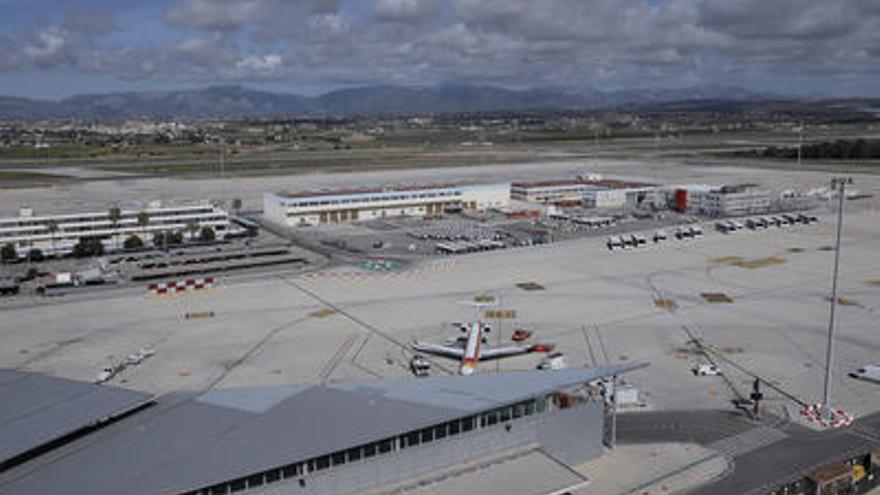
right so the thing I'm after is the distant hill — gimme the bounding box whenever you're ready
[0,84,791,121]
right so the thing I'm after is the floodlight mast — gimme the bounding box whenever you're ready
[821,177,852,414]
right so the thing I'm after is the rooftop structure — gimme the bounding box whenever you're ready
[0,364,643,495]
[264,183,510,227]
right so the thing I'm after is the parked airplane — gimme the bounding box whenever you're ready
[411,321,551,375]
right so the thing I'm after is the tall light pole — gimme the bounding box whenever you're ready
[822,177,852,414]
[797,127,803,168]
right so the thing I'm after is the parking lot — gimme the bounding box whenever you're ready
[286,207,705,261]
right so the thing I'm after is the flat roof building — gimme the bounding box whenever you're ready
[701,184,772,217]
[0,202,236,257]
[511,179,657,208]
[263,183,510,227]
[0,364,643,495]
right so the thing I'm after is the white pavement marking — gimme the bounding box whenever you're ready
[707,425,789,458]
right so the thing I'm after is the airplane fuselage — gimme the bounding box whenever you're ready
[459,322,483,375]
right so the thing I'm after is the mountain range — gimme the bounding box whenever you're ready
[0,84,781,121]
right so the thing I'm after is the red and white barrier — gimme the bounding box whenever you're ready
[147,277,215,295]
[802,403,855,428]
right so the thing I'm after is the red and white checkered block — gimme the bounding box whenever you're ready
[802,403,855,429]
[147,277,215,295]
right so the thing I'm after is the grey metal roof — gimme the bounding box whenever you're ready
[0,364,644,495]
[0,369,153,468]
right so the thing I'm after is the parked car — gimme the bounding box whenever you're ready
[693,364,721,376]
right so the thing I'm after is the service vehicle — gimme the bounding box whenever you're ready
[537,352,566,370]
[693,364,721,376]
[850,364,880,384]
[409,355,431,377]
[607,236,623,250]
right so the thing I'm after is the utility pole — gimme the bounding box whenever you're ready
[610,374,617,449]
[822,177,852,415]
[496,293,503,373]
[797,126,804,168]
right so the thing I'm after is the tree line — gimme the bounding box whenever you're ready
[760,139,880,160]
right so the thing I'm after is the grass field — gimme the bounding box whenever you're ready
[0,170,71,187]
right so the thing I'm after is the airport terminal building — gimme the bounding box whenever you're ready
[0,365,641,495]
[263,183,510,227]
[0,202,235,257]
[511,179,658,208]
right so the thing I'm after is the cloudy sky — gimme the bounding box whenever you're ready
[1,0,879,100]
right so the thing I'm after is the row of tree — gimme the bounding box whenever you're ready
[760,139,880,160]
[0,226,217,263]
[2,200,239,264]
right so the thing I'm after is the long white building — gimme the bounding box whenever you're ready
[0,202,234,257]
[264,184,510,227]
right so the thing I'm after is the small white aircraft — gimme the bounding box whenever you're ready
[411,321,552,375]
[850,364,880,384]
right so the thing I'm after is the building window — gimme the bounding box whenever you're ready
[434,424,447,440]
[246,474,264,488]
[281,465,297,479]
[378,439,393,454]
[347,447,362,462]
[486,411,499,427]
[363,444,376,458]
[513,403,524,419]
[315,456,330,471]
[229,478,247,492]
[462,416,475,432]
[500,407,512,422]
[265,470,280,483]
[448,421,460,435]
[536,397,548,413]
[403,431,420,448]
[331,451,346,466]
[420,427,434,443]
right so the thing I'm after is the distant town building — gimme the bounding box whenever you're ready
[263,183,510,227]
[0,202,234,257]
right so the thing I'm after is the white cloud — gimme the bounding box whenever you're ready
[4,0,880,97]
[234,53,283,77]
[24,26,68,60]
[164,0,271,31]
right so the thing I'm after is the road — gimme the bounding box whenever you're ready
[616,410,880,494]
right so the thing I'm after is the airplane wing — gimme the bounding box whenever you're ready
[478,345,533,361]
[411,341,465,360]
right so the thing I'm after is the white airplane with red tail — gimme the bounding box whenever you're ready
[411,322,553,375]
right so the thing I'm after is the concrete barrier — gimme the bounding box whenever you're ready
[147,277,215,296]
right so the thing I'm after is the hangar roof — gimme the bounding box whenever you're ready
[0,370,153,470]
[0,364,644,495]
